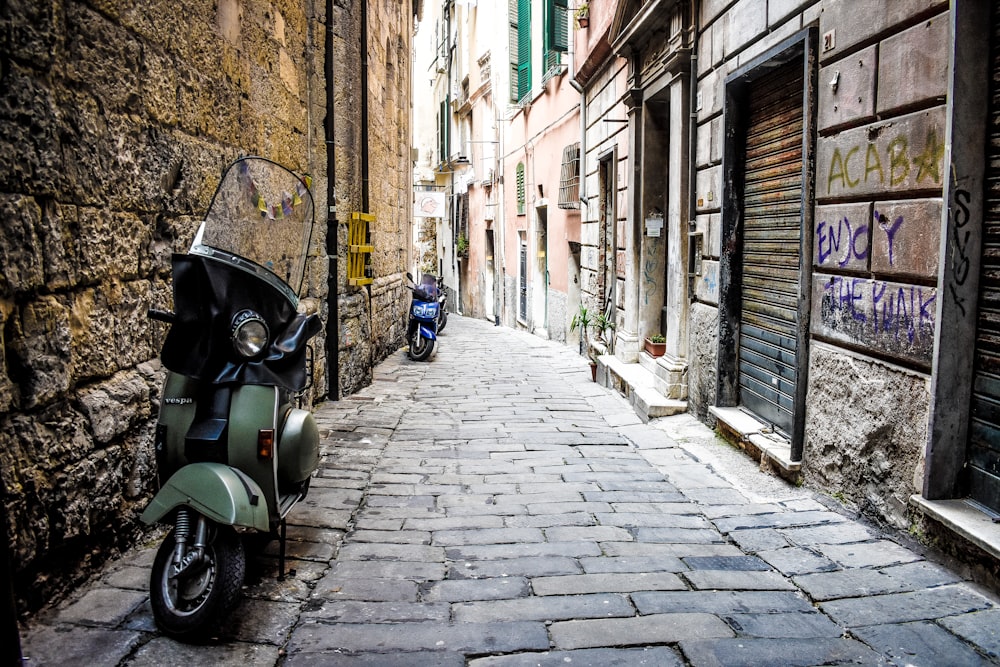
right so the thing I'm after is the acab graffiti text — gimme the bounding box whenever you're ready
[826,128,944,195]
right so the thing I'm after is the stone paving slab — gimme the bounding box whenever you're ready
[468,647,683,666]
[548,613,734,649]
[18,315,1000,666]
[820,584,995,627]
[285,620,551,654]
[19,626,144,667]
[679,637,883,666]
[852,620,989,666]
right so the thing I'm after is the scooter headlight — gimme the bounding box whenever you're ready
[231,310,269,358]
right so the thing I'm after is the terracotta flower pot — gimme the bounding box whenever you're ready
[644,338,666,357]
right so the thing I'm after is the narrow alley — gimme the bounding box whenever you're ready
[21,315,1000,665]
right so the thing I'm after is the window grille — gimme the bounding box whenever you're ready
[558,142,580,209]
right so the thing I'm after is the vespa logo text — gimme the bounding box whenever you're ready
[164,397,194,405]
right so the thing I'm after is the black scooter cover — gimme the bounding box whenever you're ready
[160,253,321,392]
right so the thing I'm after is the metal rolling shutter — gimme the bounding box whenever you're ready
[738,61,804,435]
[969,4,1000,512]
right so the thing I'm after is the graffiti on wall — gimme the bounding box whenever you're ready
[947,187,973,318]
[812,273,936,365]
[815,201,940,278]
[811,108,945,367]
[817,108,946,199]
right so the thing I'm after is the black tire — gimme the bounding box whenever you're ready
[150,521,246,642]
[437,309,448,333]
[409,328,435,361]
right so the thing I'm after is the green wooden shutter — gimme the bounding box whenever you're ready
[439,98,449,161]
[545,0,568,70]
[517,0,531,102]
[509,0,519,103]
[516,162,526,214]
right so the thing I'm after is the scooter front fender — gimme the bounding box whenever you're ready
[140,462,270,532]
[418,324,437,340]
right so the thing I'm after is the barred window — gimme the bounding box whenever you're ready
[558,143,580,209]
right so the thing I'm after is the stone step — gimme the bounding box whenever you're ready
[598,354,686,422]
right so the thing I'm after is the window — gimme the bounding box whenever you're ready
[558,142,580,209]
[543,0,569,75]
[437,99,450,164]
[454,192,469,257]
[509,0,531,103]
[516,162,526,215]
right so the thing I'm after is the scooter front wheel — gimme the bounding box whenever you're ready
[409,328,435,361]
[150,520,246,641]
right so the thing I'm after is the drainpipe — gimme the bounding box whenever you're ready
[360,0,374,373]
[360,1,370,213]
[325,0,340,400]
[688,4,698,235]
[2,499,23,666]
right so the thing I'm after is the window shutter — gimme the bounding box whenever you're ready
[438,99,449,161]
[558,142,580,209]
[543,0,568,72]
[516,162,526,215]
[509,0,519,103]
[517,0,531,102]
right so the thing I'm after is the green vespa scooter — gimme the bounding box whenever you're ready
[143,157,322,641]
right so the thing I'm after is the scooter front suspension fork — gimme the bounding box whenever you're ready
[171,508,209,576]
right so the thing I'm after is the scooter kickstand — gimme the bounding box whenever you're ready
[278,519,287,582]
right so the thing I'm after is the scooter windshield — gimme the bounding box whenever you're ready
[194,157,314,300]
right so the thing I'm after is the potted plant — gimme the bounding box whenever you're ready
[570,304,593,357]
[594,312,615,351]
[456,233,469,258]
[575,2,589,28]
[644,334,666,357]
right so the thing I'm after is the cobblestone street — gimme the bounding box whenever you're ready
[20,315,1000,665]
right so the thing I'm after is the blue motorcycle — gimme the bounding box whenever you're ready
[406,272,439,361]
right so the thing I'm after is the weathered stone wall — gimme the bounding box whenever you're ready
[1,0,412,617]
[331,0,413,394]
[688,303,718,421]
[803,4,947,526]
[803,343,931,529]
[691,0,949,529]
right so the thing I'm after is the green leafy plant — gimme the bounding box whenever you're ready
[647,334,665,343]
[456,233,469,256]
[570,304,593,356]
[594,312,615,340]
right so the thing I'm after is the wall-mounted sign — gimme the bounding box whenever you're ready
[414,191,446,218]
[645,211,664,237]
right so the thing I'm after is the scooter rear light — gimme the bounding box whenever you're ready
[258,429,275,460]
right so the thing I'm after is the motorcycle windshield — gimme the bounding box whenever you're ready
[194,157,314,300]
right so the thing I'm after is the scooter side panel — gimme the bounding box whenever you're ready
[139,462,270,531]
[228,385,280,523]
[278,408,319,485]
[158,372,199,477]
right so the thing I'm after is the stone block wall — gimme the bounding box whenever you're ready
[804,3,948,527]
[1,0,413,617]
[691,0,950,529]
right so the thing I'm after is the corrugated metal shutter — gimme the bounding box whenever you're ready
[738,60,804,435]
[968,4,1000,512]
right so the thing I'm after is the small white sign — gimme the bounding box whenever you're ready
[414,191,446,218]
